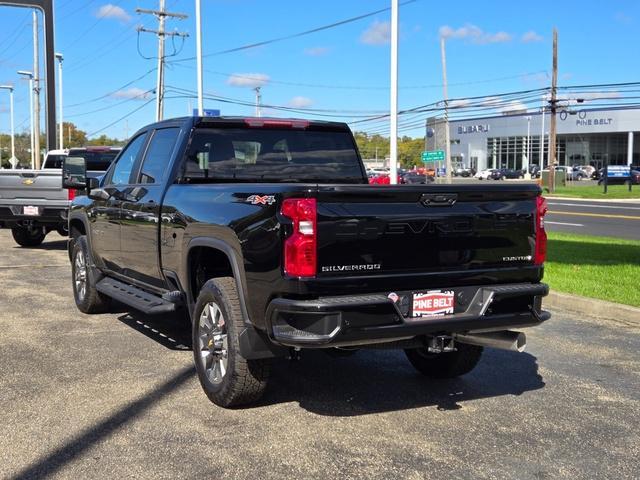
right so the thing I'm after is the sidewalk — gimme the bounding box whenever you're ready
[544,290,640,324]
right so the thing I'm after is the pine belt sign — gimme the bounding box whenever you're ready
[422,150,445,163]
[607,166,631,178]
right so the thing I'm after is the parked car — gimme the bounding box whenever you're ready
[0,146,120,246]
[400,171,433,184]
[63,115,550,408]
[528,164,541,178]
[575,165,595,177]
[555,166,587,181]
[475,169,497,180]
[490,168,524,180]
[453,166,474,177]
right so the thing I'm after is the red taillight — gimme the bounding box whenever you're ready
[68,188,76,201]
[534,196,548,265]
[281,198,317,277]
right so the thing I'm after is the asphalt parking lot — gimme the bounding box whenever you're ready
[1,231,638,480]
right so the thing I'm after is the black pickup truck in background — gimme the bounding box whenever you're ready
[63,116,550,408]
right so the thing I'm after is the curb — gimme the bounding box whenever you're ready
[545,196,640,204]
[544,290,640,323]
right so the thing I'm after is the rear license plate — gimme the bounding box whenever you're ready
[23,206,39,216]
[411,290,455,318]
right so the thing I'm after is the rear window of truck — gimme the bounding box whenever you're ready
[182,128,365,183]
[68,150,120,171]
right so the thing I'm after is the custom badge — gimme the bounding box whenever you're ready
[246,195,276,205]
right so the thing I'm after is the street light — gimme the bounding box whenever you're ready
[55,52,64,150]
[18,70,35,168]
[195,0,203,116]
[0,85,16,168]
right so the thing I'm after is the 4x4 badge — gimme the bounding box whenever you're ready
[246,195,276,205]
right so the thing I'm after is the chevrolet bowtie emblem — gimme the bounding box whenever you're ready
[22,179,34,185]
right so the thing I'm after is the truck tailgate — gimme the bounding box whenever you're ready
[316,184,540,276]
[0,170,67,205]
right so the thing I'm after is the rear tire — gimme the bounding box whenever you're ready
[71,236,111,314]
[405,343,483,378]
[193,277,270,408]
[11,226,45,247]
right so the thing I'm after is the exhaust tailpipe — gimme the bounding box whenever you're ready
[455,331,526,352]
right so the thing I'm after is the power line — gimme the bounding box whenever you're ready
[65,68,157,108]
[168,62,549,91]
[62,0,126,50]
[87,98,155,137]
[66,88,155,119]
[170,0,420,64]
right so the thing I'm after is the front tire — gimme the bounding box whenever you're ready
[11,226,45,247]
[71,236,111,314]
[193,277,270,408]
[405,343,483,378]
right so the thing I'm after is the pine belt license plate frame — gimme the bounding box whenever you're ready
[409,290,456,319]
[23,206,40,216]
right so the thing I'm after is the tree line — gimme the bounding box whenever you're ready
[353,132,425,169]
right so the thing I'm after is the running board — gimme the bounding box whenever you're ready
[96,277,178,314]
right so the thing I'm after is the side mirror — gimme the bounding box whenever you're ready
[62,156,87,189]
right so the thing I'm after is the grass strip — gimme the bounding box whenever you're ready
[548,184,640,199]
[545,232,640,307]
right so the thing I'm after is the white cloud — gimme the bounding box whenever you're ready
[288,96,313,108]
[439,24,512,44]
[500,100,528,114]
[304,47,330,56]
[614,12,632,24]
[481,96,501,106]
[226,73,270,88]
[110,87,150,100]
[360,21,391,45]
[449,99,470,108]
[522,31,543,43]
[96,4,131,23]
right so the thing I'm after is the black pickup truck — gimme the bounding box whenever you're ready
[63,116,550,408]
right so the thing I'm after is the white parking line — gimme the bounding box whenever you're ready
[548,202,640,210]
[546,221,585,227]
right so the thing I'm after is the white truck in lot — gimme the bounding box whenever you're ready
[0,147,120,246]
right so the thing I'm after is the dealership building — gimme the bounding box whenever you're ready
[425,106,640,172]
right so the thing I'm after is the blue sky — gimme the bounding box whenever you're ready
[0,0,638,141]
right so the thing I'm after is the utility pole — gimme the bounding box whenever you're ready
[137,1,188,122]
[254,87,262,117]
[18,71,34,167]
[195,0,203,115]
[548,28,558,192]
[389,0,399,184]
[440,36,452,184]
[55,52,63,149]
[32,10,41,168]
[0,86,16,168]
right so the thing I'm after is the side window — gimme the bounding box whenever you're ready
[109,134,147,185]
[138,128,180,184]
